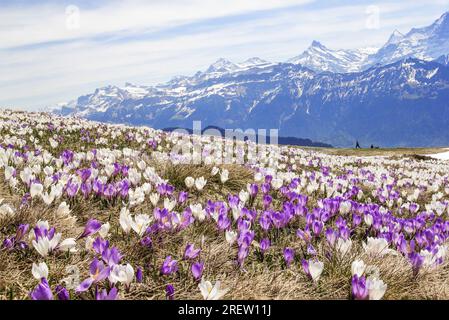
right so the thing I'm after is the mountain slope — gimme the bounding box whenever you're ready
[56,58,449,148]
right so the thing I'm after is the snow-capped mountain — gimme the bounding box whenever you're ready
[367,12,449,67]
[55,11,449,148]
[436,54,449,66]
[288,41,376,73]
[289,11,449,73]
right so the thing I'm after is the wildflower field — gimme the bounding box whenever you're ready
[1,110,449,300]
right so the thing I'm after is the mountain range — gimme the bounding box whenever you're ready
[55,11,449,148]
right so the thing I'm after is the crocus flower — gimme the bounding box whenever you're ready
[225,230,237,245]
[336,238,352,256]
[78,219,102,239]
[351,260,366,277]
[185,177,195,189]
[109,263,135,288]
[195,177,207,191]
[283,247,295,266]
[302,259,324,282]
[184,244,201,260]
[55,285,70,300]
[136,267,143,283]
[259,238,270,253]
[161,256,178,275]
[166,284,175,300]
[31,221,76,257]
[366,277,387,300]
[363,237,395,256]
[198,278,229,300]
[409,252,424,276]
[30,278,53,300]
[32,262,49,280]
[96,287,119,300]
[191,262,204,280]
[351,275,368,300]
[76,258,111,293]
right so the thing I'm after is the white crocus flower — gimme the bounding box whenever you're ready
[211,167,219,176]
[364,214,373,227]
[58,238,77,252]
[119,207,133,234]
[130,214,152,236]
[309,260,324,282]
[99,222,110,238]
[149,193,160,206]
[32,262,49,280]
[164,198,177,211]
[32,233,61,257]
[109,264,135,286]
[220,169,229,183]
[41,192,55,205]
[30,183,44,198]
[351,259,366,277]
[367,277,387,300]
[336,237,352,256]
[271,178,283,190]
[363,237,395,256]
[195,177,207,191]
[225,230,238,245]
[185,177,195,189]
[238,190,249,204]
[254,172,263,183]
[190,204,206,222]
[199,279,229,300]
[339,201,352,215]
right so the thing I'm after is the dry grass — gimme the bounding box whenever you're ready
[2,160,449,301]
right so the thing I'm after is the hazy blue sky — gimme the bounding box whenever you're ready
[1,0,448,110]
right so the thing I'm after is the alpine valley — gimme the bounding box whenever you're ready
[55,11,449,148]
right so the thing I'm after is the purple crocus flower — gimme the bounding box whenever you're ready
[238,246,250,267]
[249,184,259,197]
[161,256,178,275]
[102,247,122,266]
[261,183,271,194]
[259,238,271,253]
[140,236,153,248]
[92,237,109,255]
[30,278,53,300]
[259,212,271,231]
[78,219,102,239]
[262,195,272,208]
[166,284,175,300]
[178,191,189,203]
[2,238,13,249]
[217,214,231,231]
[312,220,324,236]
[283,247,295,267]
[409,252,424,276]
[183,244,201,260]
[325,228,338,246]
[191,262,204,280]
[351,275,368,300]
[136,267,143,283]
[76,259,111,293]
[55,285,70,300]
[96,287,119,300]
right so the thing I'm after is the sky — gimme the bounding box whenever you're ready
[1,0,449,110]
